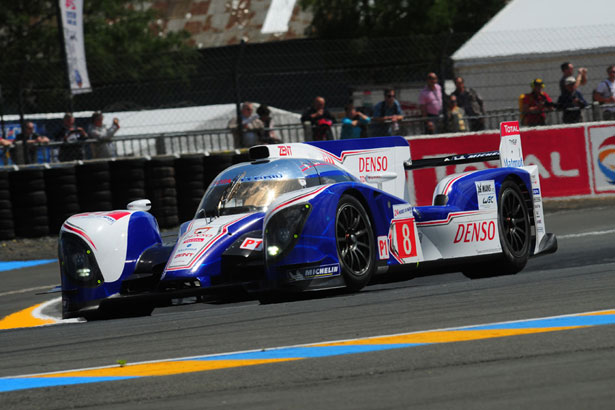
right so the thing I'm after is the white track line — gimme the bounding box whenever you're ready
[0,285,58,298]
[558,229,615,239]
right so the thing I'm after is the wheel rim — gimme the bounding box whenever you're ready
[336,203,372,277]
[500,188,529,257]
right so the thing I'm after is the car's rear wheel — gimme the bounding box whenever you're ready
[336,195,375,291]
[463,180,531,279]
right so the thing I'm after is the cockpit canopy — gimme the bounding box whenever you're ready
[195,158,356,218]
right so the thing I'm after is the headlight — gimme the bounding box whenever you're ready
[59,232,104,287]
[265,203,311,260]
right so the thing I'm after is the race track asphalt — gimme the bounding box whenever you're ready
[1,205,614,409]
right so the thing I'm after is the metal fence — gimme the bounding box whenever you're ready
[3,102,614,167]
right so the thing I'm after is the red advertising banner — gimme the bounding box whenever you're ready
[406,126,590,206]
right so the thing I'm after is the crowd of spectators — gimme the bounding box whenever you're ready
[2,62,615,163]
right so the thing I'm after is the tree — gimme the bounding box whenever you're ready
[0,0,197,114]
[299,0,508,38]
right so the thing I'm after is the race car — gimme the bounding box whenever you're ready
[59,121,557,319]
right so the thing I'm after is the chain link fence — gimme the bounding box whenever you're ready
[2,33,615,167]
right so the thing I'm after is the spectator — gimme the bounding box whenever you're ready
[300,96,335,141]
[16,122,50,163]
[371,89,403,137]
[452,76,485,131]
[559,62,587,94]
[341,103,371,139]
[256,104,281,144]
[521,79,555,126]
[447,95,467,132]
[88,112,120,158]
[54,113,87,161]
[0,136,14,165]
[593,65,615,121]
[419,72,443,134]
[228,102,265,148]
[557,76,588,124]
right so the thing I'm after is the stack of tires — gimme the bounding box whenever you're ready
[9,168,49,238]
[110,158,147,210]
[145,156,178,228]
[44,165,80,233]
[0,170,15,240]
[76,161,113,212]
[175,155,206,222]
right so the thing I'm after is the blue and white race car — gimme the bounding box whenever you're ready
[59,121,557,319]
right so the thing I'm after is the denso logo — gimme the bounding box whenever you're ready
[359,156,388,172]
[278,145,292,156]
[454,221,496,243]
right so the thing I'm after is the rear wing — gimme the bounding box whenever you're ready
[404,121,524,171]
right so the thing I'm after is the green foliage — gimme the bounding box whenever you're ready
[299,0,508,38]
[0,0,197,113]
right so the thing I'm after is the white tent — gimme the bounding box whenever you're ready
[5,103,301,137]
[451,0,615,110]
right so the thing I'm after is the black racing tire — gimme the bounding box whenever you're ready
[463,180,531,279]
[0,228,16,240]
[335,195,376,291]
[497,180,531,273]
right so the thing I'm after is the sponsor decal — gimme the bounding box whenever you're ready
[194,227,212,235]
[358,156,388,173]
[392,204,412,219]
[533,188,541,195]
[500,121,520,136]
[183,237,205,243]
[240,238,263,251]
[597,136,615,184]
[278,145,292,156]
[174,252,195,259]
[476,180,496,210]
[389,218,418,260]
[378,236,389,260]
[453,221,496,243]
[287,264,340,282]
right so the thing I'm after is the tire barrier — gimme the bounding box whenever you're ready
[44,165,80,234]
[145,156,178,229]
[76,161,113,212]
[175,155,206,222]
[8,168,50,238]
[110,158,146,210]
[0,170,16,240]
[2,152,239,239]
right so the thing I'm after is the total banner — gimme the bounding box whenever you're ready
[588,124,615,193]
[406,125,592,206]
[59,0,91,94]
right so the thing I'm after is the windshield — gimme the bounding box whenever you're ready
[195,158,320,218]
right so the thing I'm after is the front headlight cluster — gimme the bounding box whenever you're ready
[265,203,312,260]
[59,232,104,287]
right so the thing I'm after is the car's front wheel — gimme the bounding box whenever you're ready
[335,195,375,291]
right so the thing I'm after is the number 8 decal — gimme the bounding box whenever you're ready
[391,218,418,260]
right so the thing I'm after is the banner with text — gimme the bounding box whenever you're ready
[406,126,591,206]
[59,0,91,94]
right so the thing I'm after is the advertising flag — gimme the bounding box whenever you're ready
[59,0,91,94]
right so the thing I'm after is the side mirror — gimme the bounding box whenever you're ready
[127,199,151,212]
